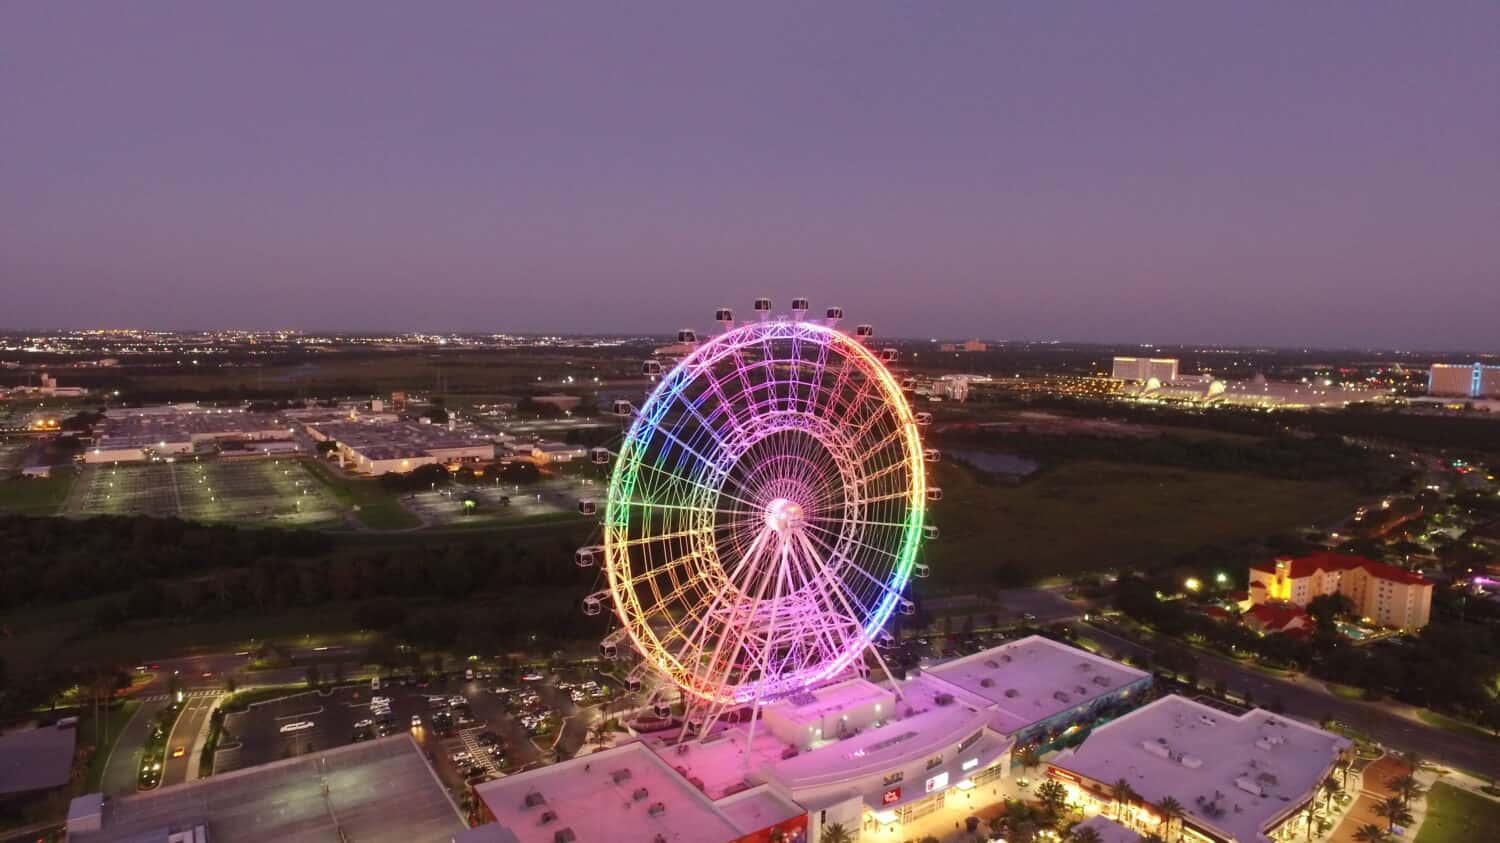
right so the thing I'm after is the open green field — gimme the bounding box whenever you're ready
[300,457,421,529]
[0,465,76,514]
[924,459,1362,585]
[1415,783,1500,843]
[67,457,344,527]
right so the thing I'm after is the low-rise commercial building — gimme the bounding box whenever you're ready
[1049,695,1352,843]
[308,420,494,476]
[67,735,464,843]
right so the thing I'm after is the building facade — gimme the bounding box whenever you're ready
[1247,552,1432,630]
[1428,362,1500,398]
[1111,357,1179,383]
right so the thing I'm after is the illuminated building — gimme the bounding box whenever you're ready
[1428,362,1500,398]
[1111,357,1179,383]
[1247,552,1432,631]
[1049,695,1352,843]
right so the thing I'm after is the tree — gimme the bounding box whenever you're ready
[1017,746,1042,777]
[821,824,853,843]
[1321,776,1340,812]
[1036,779,1068,817]
[1069,826,1103,843]
[1156,795,1184,842]
[305,664,321,689]
[223,675,237,694]
[1112,777,1139,819]
[587,720,611,751]
[1386,774,1424,807]
[1352,823,1388,843]
[1373,797,1412,834]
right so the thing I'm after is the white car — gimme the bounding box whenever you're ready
[411,714,422,728]
[280,721,316,734]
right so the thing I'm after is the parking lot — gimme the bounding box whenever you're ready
[67,457,343,526]
[214,665,628,795]
[403,475,600,526]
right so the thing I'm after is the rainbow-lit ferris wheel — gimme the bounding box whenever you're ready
[577,300,940,734]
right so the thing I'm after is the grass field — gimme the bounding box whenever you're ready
[67,457,344,526]
[84,700,143,791]
[1415,783,1500,843]
[923,459,1361,585]
[300,458,420,529]
[0,466,76,514]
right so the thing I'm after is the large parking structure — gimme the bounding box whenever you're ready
[69,734,465,843]
[67,457,344,526]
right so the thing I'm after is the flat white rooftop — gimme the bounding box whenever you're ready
[476,742,798,843]
[762,677,894,730]
[922,635,1150,735]
[68,735,464,843]
[764,697,992,790]
[1051,695,1351,843]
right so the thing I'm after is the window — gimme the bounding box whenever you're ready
[926,755,944,771]
[957,731,983,753]
[883,771,904,786]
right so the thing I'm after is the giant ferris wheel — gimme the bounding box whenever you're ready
[578,300,939,735]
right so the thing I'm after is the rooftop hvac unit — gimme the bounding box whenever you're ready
[524,791,547,808]
[979,678,995,688]
[632,787,650,801]
[934,693,955,706]
[540,810,557,824]
[611,768,633,784]
[649,802,667,817]
[553,830,576,843]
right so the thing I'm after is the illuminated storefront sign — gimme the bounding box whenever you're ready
[962,758,979,772]
[925,772,949,794]
[882,786,902,805]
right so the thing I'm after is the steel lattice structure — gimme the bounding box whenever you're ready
[603,318,927,707]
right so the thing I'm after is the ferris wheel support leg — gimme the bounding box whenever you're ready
[792,530,911,705]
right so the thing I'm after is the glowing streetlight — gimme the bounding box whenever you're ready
[1184,577,1202,592]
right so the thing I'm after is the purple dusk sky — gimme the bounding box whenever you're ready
[2,3,1497,349]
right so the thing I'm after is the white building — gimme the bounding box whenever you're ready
[1428,362,1500,398]
[1049,695,1352,843]
[1112,357,1179,383]
[476,637,1153,843]
[473,742,806,843]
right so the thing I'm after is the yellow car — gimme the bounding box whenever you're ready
[171,746,186,758]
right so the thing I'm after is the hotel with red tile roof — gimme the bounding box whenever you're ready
[1247,552,1432,630]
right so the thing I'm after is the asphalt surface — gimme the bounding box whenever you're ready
[160,695,215,786]
[100,699,165,798]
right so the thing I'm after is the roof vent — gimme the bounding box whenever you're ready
[540,810,557,824]
[979,678,995,688]
[1004,688,1019,698]
[553,830,576,843]
[934,693,955,706]
[649,802,667,817]
[611,768,633,784]
[524,791,547,808]
[632,787,650,801]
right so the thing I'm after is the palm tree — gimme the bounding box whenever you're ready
[1069,826,1103,843]
[1386,773,1424,807]
[1018,746,1043,777]
[1037,779,1069,818]
[1112,777,1139,821]
[1321,775,1341,812]
[1352,823,1388,843]
[821,823,853,843]
[1402,750,1424,774]
[1155,796,1184,842]
[1373,796,1412,834]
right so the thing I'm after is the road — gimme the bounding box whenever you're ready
[1076,620,1500,780]
[160,696,215,787]
[99,699,165,797]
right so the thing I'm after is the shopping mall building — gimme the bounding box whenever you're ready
[471,635,1152,843]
